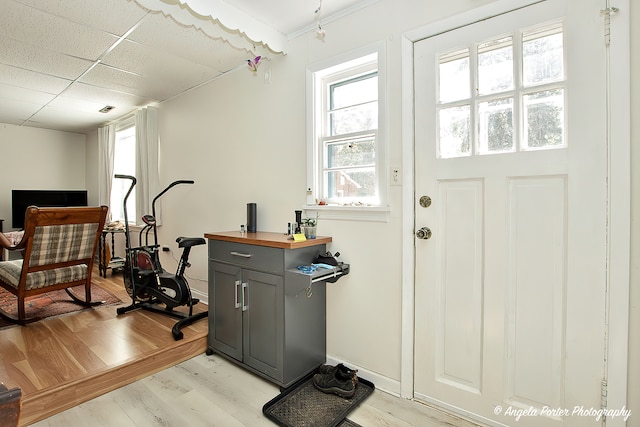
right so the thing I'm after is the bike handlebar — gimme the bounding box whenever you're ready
[152,180,195,216]
[114,174,137,184]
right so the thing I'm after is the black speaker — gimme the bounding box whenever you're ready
[247,203,257,232]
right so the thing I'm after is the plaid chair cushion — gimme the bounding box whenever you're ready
[29,223,99,267]
[0,260,88,290]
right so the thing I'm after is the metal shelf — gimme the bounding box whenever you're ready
[286,264,350,284]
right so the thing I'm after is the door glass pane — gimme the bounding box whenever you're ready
[478,98,514,154]
[478,37,513,95]
[523,26,564,86]
[439,105,471,158]
[523,89,564,149]
[439,49,470,103]
[324,167,376,199]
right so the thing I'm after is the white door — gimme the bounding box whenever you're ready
[413,1,608,426]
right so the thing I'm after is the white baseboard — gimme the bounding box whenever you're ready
[325,354,401,397]
[192,288,208,305]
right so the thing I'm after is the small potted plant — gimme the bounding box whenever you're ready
[301,217,317,239]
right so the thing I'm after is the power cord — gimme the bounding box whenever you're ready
[162,248,208,285]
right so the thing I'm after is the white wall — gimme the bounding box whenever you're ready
[155,0,497,391]
[0,123,87,230]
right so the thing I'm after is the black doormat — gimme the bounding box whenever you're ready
[263,374,374,427]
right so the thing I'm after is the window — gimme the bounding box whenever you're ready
[110,125,136,222]
[307,43,387,212]
[437,23,565,158]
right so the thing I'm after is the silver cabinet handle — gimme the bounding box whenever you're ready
[242,282,248,312]
[230,251,252,258]
[234,280,241,309]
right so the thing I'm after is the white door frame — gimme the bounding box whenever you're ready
[399,0,630,424]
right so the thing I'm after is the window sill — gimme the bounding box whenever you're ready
[303,204,390,223]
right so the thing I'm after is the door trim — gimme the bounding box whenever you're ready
[399,1,631,422]
[603,0,631,424]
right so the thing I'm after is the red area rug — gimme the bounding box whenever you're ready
[0,284,122,329]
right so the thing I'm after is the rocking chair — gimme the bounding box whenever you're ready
[0,206,108,324]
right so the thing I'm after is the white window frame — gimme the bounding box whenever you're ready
[305,42,389,222]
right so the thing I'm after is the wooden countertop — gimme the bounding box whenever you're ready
[204,231,332,249]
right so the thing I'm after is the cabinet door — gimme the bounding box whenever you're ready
[242,269,284,382]
[209,262,243,361]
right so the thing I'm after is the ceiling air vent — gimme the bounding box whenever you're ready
[99,105,115,113]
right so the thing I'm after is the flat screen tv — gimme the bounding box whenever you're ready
[11,190,88,229]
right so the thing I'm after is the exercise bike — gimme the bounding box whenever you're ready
[115,174,207,340]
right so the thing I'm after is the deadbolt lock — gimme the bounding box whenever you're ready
[416,227,432,240]
[419,196,432,208]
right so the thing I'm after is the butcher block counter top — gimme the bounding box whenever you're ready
[204,231,332,249]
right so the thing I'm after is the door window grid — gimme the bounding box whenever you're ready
[436,23,565,159]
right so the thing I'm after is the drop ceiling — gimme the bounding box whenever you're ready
[0,0,375,134]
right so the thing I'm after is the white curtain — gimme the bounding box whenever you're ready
[97,124,115,222]
[135,106,161,225]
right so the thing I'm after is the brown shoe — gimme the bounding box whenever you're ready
[313,365,358,398]
[318,363,358,378]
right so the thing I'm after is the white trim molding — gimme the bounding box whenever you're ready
[303,205,390,222]
[132,0,287,55]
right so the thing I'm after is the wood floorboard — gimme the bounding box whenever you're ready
[0,267,208,426]
[30,354,482,427]
[1,266,481,427]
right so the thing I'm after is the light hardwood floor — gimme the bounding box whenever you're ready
[30,354,481,427]
[0,267,480,427]
[0,267,208,425]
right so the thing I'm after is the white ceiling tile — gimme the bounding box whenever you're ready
[15,83,151,133]
[24,112,109,134]
[27,96,133,133]
[0,99,43,122]
[3,0,120,61]
[78,65,155,99]
[0,35,94,80]
[128,13,249,72]
[0,83,57,105]
[58,82,152,112]
[0,64,71,94]
[31,102,118,120]
[100,40,223,96]
[14,0,149,36]
[79,63,206,101]
[0,116,24,126]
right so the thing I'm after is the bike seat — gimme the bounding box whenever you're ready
[176,237,206,248]
[142,214,156,225]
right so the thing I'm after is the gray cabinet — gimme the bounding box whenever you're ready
[207,232,330,388]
